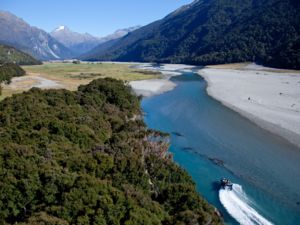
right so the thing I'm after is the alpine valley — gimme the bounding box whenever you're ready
[82,0,300,69]
[0,0,299,225]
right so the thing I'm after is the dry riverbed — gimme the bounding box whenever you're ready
[129,63,196,97]
[198,63,300,148]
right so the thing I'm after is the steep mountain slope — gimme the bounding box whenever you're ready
[98,26,141,43]
[80,38,122,60]
[83,0,300,69]
[0,44,41,65]
[0,11,73,60]
[81,26,141,59]
[51,26,101,55]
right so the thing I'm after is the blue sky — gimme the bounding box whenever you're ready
[1,0,193,37]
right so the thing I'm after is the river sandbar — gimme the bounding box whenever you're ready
[198,64,300,148]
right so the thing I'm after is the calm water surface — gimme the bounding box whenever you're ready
[141,71,300,225]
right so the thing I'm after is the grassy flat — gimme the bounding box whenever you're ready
[22,62,160,81]
[1,62,161,100]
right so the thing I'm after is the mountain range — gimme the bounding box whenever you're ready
[97,26,141,43]
[50,25,140,56]
[79,26,141,59]
[0,11,140,61]
[50,26,101,55]
[82,0,300,69]
[0,11,73,60]
[0,0,299,69]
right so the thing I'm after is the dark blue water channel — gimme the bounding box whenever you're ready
[141,71,300,225]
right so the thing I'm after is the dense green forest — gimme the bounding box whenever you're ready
[0,63,25,83]
[83,0,300,69]
[0,78,222,225]
[0,63,26,95]
[0,45,41,65]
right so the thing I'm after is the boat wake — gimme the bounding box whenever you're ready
[219,184,274,225]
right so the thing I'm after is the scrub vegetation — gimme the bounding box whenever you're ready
[0,78,222,225]
[0,63,26,96]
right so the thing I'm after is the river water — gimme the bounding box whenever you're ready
[141,70,300,225]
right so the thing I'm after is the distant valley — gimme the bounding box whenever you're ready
[0,11,140,61]
[50,25,140,56]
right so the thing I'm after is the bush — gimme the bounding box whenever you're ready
[0,78,222,224]
[0,63,25,84]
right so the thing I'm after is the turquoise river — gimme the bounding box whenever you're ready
[141,70,300,225]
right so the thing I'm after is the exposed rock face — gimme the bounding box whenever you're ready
[50,26,101,55]
[0,11,73,60]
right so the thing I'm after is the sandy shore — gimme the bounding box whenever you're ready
[198,64,300,148]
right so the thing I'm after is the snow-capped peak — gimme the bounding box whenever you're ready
[55,25,66,32]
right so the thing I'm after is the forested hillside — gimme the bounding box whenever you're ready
[83,0,300,69]
[0,63,25,95]
[0,44,41,65]
[0,78,222,225]
[0,63,25,83]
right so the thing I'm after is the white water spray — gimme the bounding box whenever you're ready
[219,184,274,225]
